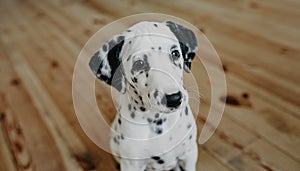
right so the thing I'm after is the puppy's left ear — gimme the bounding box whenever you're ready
[164,21,198,72]
[89,34,126,93]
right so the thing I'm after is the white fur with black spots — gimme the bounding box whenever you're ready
[89,21,198,171]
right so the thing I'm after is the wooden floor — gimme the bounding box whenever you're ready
[0,0,300,170]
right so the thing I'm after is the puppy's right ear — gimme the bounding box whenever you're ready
[89,34,126,93]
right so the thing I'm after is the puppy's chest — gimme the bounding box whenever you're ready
[115,106,196,151]
[115,111,195,170]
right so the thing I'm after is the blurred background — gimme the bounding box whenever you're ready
[0,0,299,170]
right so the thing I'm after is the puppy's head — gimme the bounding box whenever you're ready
[90,21,198,113]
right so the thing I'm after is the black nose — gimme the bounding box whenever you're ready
[165,91,182,108]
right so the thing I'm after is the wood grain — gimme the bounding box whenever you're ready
[0,0,299,170]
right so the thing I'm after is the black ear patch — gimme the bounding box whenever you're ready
[89,35,126,93]
[164,21,198,72]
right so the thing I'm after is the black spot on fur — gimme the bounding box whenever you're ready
[140,107,146,112]
[185,107,188,115]
[178,63,182,69]
[156,128,163,134]
[132,77,137,83]
[131,112,135,119]
[117,36,125,43]
[158,46,162,50]
[102,44,107,52]
[154,23,158,27]
[151,156,160,160]
[139,96,143,101]
[118,118,121,125]
[179,165,186,171]
[155,113,159,118]
[147,118,153,123]
[142,55,151,72]
[154,90,159,98]
[187,123,191,129]
[188,52,195,59]
[127,55,131,61]
[113,137,119,144]
[156,119,163,125]
[158,160,164,164]
[189,135,192,139]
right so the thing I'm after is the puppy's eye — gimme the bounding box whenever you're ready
[171,50,180,60]
[133,60,145,71]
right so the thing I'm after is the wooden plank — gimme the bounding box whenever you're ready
[0,1,119,170]
[0,44,66,170]
[199,0,300,28]
[208,30,300,108]
[224,73,300,161]
[0,95,34,171]
[0,101,18,171]
[203,136,265,171]
[198,109,300,170]
[145,0,300,50]
[198,147,230,171]
[0,126,18,171]
[245,139,300,171]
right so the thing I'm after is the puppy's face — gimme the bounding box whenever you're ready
[89,21,198,113]
[122,32,186,113]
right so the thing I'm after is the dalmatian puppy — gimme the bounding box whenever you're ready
[89,21,198,171]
